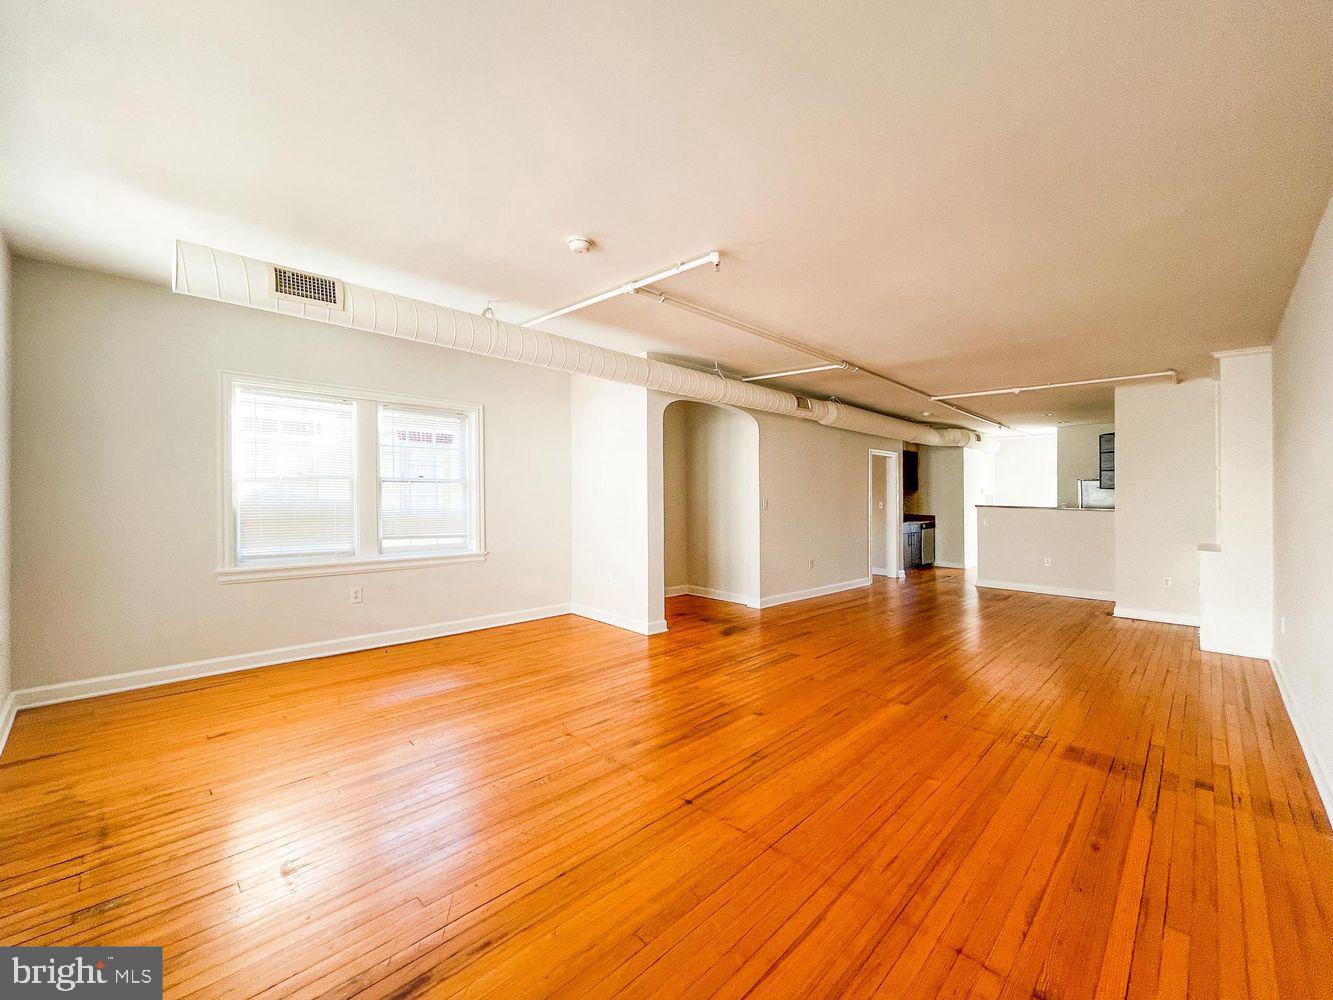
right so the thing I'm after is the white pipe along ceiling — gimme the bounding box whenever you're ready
[172,241,982,448]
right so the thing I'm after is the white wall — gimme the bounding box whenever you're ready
[0,236,12,738]
[905,443,987,568]
[651,392,906,609]
[1057,422,1114,508]
[753,411,902,603]
[662,402,689,591]
[962,447,996,568]
[1113,379,1216,626]
[906,445,964,567]
[10,260,573,691]
[869,452,900,576]
[993,435,1057,508]
[977,507,1115,600]
[1271,194,1333,815]
[1199,349,1273,658]
[661,401,760,605]
[570,376,661,633]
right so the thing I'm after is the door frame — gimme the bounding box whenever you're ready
[867,449,903,581]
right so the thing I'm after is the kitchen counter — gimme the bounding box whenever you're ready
[976,505,1116,600]
[977,505,1113,511]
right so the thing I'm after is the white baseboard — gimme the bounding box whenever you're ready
[1200,637,1272,660]
[0,692,17,761]
[10,603,575,713]
[569,604,669,636]
[664,585,759,609]
[977,579,1115,602]
[758,577,870,609]
[871,566,890,577]
[933,560,966,570]
[1113,606,1200,628]
[1269,654,1333,822]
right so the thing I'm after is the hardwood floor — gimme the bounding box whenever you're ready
[2,571,1330,999]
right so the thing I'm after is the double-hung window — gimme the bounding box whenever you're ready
[231,386,356,563]
[222,374,484,580]
[378,405,477,555]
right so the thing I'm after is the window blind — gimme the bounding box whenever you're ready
[232,386,356,562]
[378,405,471,553]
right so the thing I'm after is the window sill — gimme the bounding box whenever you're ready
[217,551,488,584]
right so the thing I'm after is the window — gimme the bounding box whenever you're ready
[231,386,356,563]
[223,375,484,580]
[378,405,476,554]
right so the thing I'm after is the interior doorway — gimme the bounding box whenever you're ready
[868,449,903,580]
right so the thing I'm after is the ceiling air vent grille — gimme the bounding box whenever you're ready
[794,396,812,411]
[272,266,343,309]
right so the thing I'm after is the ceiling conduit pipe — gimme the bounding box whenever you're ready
[172,241,981,449]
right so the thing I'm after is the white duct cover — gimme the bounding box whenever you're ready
[173,241,979,448]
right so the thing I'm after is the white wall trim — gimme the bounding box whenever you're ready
[664,585,759,609]
[871,565,891,577]
[0,693,18,762]
[1112,606,1201,628]
[2,598,673,743]
[9,604,573,713]
[976,579,1115,602]
[1210,345,1272,359]
[569,604,669,636]
[1269,654,1333,822]
[758,577,870,609]
[934,560,966,570]
[217,551,489,584]
[1200,636,1273,660]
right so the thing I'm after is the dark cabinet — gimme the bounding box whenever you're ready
[903,524,922,567]
[1099,432,1115,490]
[901,518,935,568]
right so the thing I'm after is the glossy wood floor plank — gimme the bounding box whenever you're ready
[2,571,1331,999]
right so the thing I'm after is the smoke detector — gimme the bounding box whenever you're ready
[566,235,594,254]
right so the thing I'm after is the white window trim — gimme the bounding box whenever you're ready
[218,372,486,583]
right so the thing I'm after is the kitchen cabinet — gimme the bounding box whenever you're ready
[902,515,936,568]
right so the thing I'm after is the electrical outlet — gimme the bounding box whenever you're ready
[808,558,815,570]
[878,500,885,509]
[1162,577,1172,589]
[762,498,770,511]
[1042,556,1052,567]
[350,585,363,604]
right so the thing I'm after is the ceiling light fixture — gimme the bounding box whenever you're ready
[522,251,721,327]
[930,370,1178,401]
[741,363,849,382]
[634,288,1012,433]
[566,235,594,254]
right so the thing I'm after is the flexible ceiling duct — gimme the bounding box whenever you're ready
[172,241,981,448]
